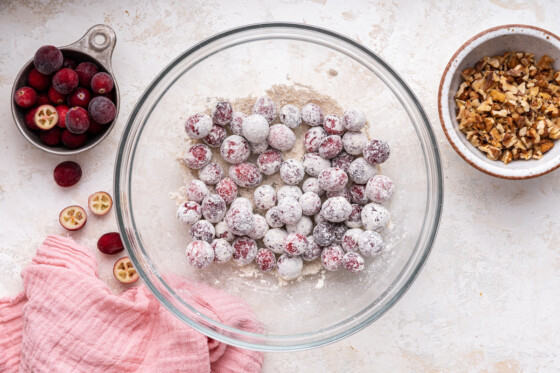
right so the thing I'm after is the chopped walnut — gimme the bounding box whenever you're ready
[455,52,559,164]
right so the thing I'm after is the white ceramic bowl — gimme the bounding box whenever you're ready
[438,24,560,179]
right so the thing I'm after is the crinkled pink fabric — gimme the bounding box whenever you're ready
[0,235,263,372]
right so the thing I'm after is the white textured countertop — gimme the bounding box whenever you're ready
[1,1,559,371]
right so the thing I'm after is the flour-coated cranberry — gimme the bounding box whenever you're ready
[304,127,327,153]
[189,220,215,243]
[302,177,324,196]
[52,68,79,94]
[332,223,348,244]
[284,233,308,256]
[348,157,377,184]
[342,131,368,155]
[346,204,363,228]
[255,248,277,272]
[321,244,344,271]
[265,207,284,229]
[226,207,254,235]
[186,179,210,203]
[185,113,213,139]
[331,151,354,173]
[264,228,288,254]
[301,103,324,126]
[212,239,234,263]
[27,68,50,91]
[232,236,258,266]
[215,178,237,204]
[257,149,282,175]
[201,194,227,223]
[363,139,390,165]
[318,135,343,159]
[198,163,223,185]
[343,251,365,273]
[299,192,321,216]
[184,144,212,169]
[350,184,368,205]
[247,214,269,240]
[242,114,269,143]
[323,114,344,135]
[186,240,214,268]
[254,185,277,210]
[314,213,327,225]
[302,236,322,261]
[280,159,305,186]
[220,135,250,164]
[215,221,235,242]
[302,153,331,178]
[252,96,276,123]
[318,167,348,192]
[342,228,363,252]
[361,203,390,231]
[230,197,253,212]
[366,175,395,204]
[34,45,63,74]
[321,197,352,223]
[212,101,233,125]
[75,62,99,87]
[176,201,202,225]
[342,108,366,131]
[358,230,384,256]
[279,104,302,129]
[277,254,303,280]
[229,163,262,188]
[286,216,313,236]
[250,141,268,155]
[277,185,302,201]
[327,188,351,202]
[14,87,37,108]
[229,111,246,136]
[313,222,335,247]
[277,196,302,225]
[267,124,296,152]
[203,124,227,148]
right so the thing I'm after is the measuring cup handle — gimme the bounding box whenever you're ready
[65,24,117,73]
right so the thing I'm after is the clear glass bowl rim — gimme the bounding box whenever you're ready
[114,22,444,352]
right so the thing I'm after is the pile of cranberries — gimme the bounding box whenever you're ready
[178,97,395,281]
[13,45,117,149]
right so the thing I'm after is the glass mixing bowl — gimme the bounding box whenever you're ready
[114,23,443,351]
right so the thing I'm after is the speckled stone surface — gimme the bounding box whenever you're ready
[1,1,559,371]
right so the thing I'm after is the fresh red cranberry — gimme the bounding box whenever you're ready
[62,58,77,69]
[39,127,61,146]
[67,87,91,107]
[87,120,105,135]
[212,101,233,125]
[97,232,124,255]
[52,68,79,94]
[36,93,50,105]
[53,161,82,187]
[65,107,90,134]
[55,105,69,128]
[255,248,277,272]
[27,68,51,91]
[88,96,116,124]
[48,85,66,105]
[75,62,99,87]
[61,129,87,149]
[24,107,40,130]
[203,124,227,148]
[215,178,238,204]
[318,135,343,159]
[34,45,63,74]
[14,87,37,108]
[90,72,114,94]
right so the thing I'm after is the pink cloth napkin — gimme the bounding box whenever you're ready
[0,235,263,372]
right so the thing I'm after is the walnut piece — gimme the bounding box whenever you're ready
[454,52,560,164]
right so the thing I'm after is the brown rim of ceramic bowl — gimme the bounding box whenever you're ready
[438,24,560,180]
